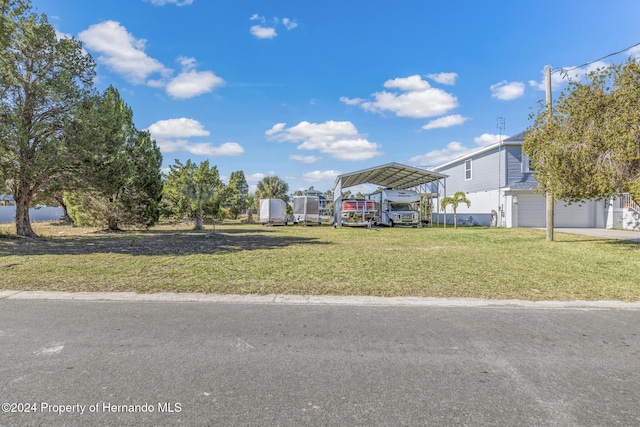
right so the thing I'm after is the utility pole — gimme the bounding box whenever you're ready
[497,117,505,227]
[545,66,554,241]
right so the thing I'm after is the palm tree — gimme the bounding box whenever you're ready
[245,194,255,222]
[186,181,215,231]
[440,191,471,229]
[255,176,290,204]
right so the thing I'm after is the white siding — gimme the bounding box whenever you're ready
[433,190,503,227]
[436,149,501,194]
[505,145,537,188]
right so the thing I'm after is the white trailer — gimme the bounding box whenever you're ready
[293,196,320,225]
[368,189,420,227]
[259,199,288,226]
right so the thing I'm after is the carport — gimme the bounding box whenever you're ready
[332,162,447,227]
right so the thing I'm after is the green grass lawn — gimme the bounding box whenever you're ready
[1,222,638,301]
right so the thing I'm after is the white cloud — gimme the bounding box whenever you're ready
[147,118,243,157]
[408,141,470,168]
[422,114,469,130]
[265,123,286,136]
[629,45,640,58]
[490,80,525,100]
[54,28,71,40]
[266,120,383,161]
[384,75,430,91]
[250,25,277,39]
[165,57,225,99]
[78,20,171,84]
[159,140,244,156]
[247,173,266,182]
[282,18,298,30]
[79,22,223,99]
[301,170,341,183]
[146,0,193,6]
[289,154,321,164]
[409,132,511,167]
[474,133,507,146]
[147,118,210,139]
[250,14,299,37]
[346,74,458,118]
[339,96,364,106]
[426,72,458,85]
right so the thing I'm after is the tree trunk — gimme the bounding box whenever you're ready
[107,215,119,231]
[453,208,458,229]
[15,182,37,238]
[53,194,74,224]
[194,209,205,230]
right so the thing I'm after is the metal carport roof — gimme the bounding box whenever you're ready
[331,162,448,227]
[332,162,447,191]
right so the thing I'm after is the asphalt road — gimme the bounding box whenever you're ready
[1,300,639,426]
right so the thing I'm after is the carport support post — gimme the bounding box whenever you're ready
[333,179,342,228]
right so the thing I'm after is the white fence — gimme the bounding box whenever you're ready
[0,206,64,223]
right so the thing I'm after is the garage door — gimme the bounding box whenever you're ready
[517,194,546,227]
[555,200,596,227]
[516,194,597,227]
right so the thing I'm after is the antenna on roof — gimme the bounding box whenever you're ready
[497,116,505,135]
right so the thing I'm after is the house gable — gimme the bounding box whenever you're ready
[435,146,501,193]
[433,131,538,193]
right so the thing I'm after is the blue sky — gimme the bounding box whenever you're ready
[31,0,640,194]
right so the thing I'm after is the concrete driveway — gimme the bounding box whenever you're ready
[554,228,640,242]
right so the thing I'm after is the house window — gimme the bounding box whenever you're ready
[522,154,534,173]
[465,159,472,180]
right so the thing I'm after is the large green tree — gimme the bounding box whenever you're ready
[0,1,28,48]
[66,131,163,230]
[523,59,640,202]
[225,170,248,219]
[64,87,163,230]
[0,0,95,237]
[162,159,224,230]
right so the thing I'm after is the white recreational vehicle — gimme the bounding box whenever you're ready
[368,189,420,227]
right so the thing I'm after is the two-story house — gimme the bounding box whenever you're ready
[431,132,614,228]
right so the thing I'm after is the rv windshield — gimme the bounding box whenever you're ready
[390,203,414,211]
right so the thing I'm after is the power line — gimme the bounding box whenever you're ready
[551,41,640,76]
